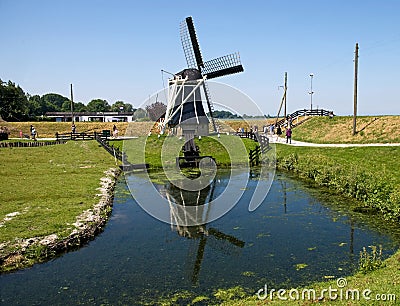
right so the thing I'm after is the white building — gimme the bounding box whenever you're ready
[45,112,135,122]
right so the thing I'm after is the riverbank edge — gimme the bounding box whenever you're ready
[275,146,400,221]
[0,167,121,273]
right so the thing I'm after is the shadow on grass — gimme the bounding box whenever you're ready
[356,117,380,134]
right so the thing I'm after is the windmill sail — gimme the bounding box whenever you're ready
[179,16,244,133]
[202,53,244,80]
[184,17,204,69]
[180,18,200,69]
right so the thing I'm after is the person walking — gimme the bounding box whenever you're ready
[31,125,37,141]
[112,124,119,138]
[286,128,292,144]
[276,125,282,142]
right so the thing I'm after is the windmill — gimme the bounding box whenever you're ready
[162,16,244,160]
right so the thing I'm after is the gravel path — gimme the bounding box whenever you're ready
[267,135,400,147]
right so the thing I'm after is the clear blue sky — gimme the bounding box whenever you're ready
[1,0,399,115]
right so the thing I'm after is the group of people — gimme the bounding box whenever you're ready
[0,126,10,140]
[265,123,292,144]
[0,126,10,134]
[236,122,293,144]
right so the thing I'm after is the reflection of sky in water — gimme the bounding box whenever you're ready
[0,171,399,305]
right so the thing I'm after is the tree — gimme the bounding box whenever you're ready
[73,102,87,112]
[86,99,110,112]
[132,108,148,120]
[41,93,70,111]
[110,101,134,112]
[27,93,71,117]
[61,100,72,112]
[212,110,241,119]
[0,80,29,121]
[146,101,167,121]
[61,101,87,112]
[124,103,134,112]
[28,94,42,117]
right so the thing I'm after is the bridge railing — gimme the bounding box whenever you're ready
[55,132,102,141]
[275,108,334,127]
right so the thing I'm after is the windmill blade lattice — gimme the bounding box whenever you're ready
[180,17,203,69]
[202,80,219,133]
[202,53,244,80]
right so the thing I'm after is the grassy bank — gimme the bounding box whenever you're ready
[3,115,399,143]
[219,118,277,133]
[111,134,257,168]
[0,141,118,271]
[225,248,400,305]
[1,121,156,138]
[275,145,400,221]
[293,115,400,144]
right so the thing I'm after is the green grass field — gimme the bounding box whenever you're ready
[110,134,257,168]
[0,141,117,259]
[276,144,400,186]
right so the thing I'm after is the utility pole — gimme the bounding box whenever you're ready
[353,43,359,136]
[309,73,314,110]
[70,84,74,123]
[275,72,288,127]
[283,72,287,119]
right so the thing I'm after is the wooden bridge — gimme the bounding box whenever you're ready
[55,131,107,141]
[275,108,334,128]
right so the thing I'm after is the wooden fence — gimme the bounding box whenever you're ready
[237,131,270,166]
[0,140,66,148]
[95,135,149,171]
[95,136,124,161]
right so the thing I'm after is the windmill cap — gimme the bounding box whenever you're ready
[176,68,202,80]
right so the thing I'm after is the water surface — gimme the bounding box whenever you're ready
[1,170,399,305]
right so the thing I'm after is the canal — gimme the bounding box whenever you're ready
[1,170,399,305]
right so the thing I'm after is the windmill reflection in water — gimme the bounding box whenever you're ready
[160,173,245,285]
